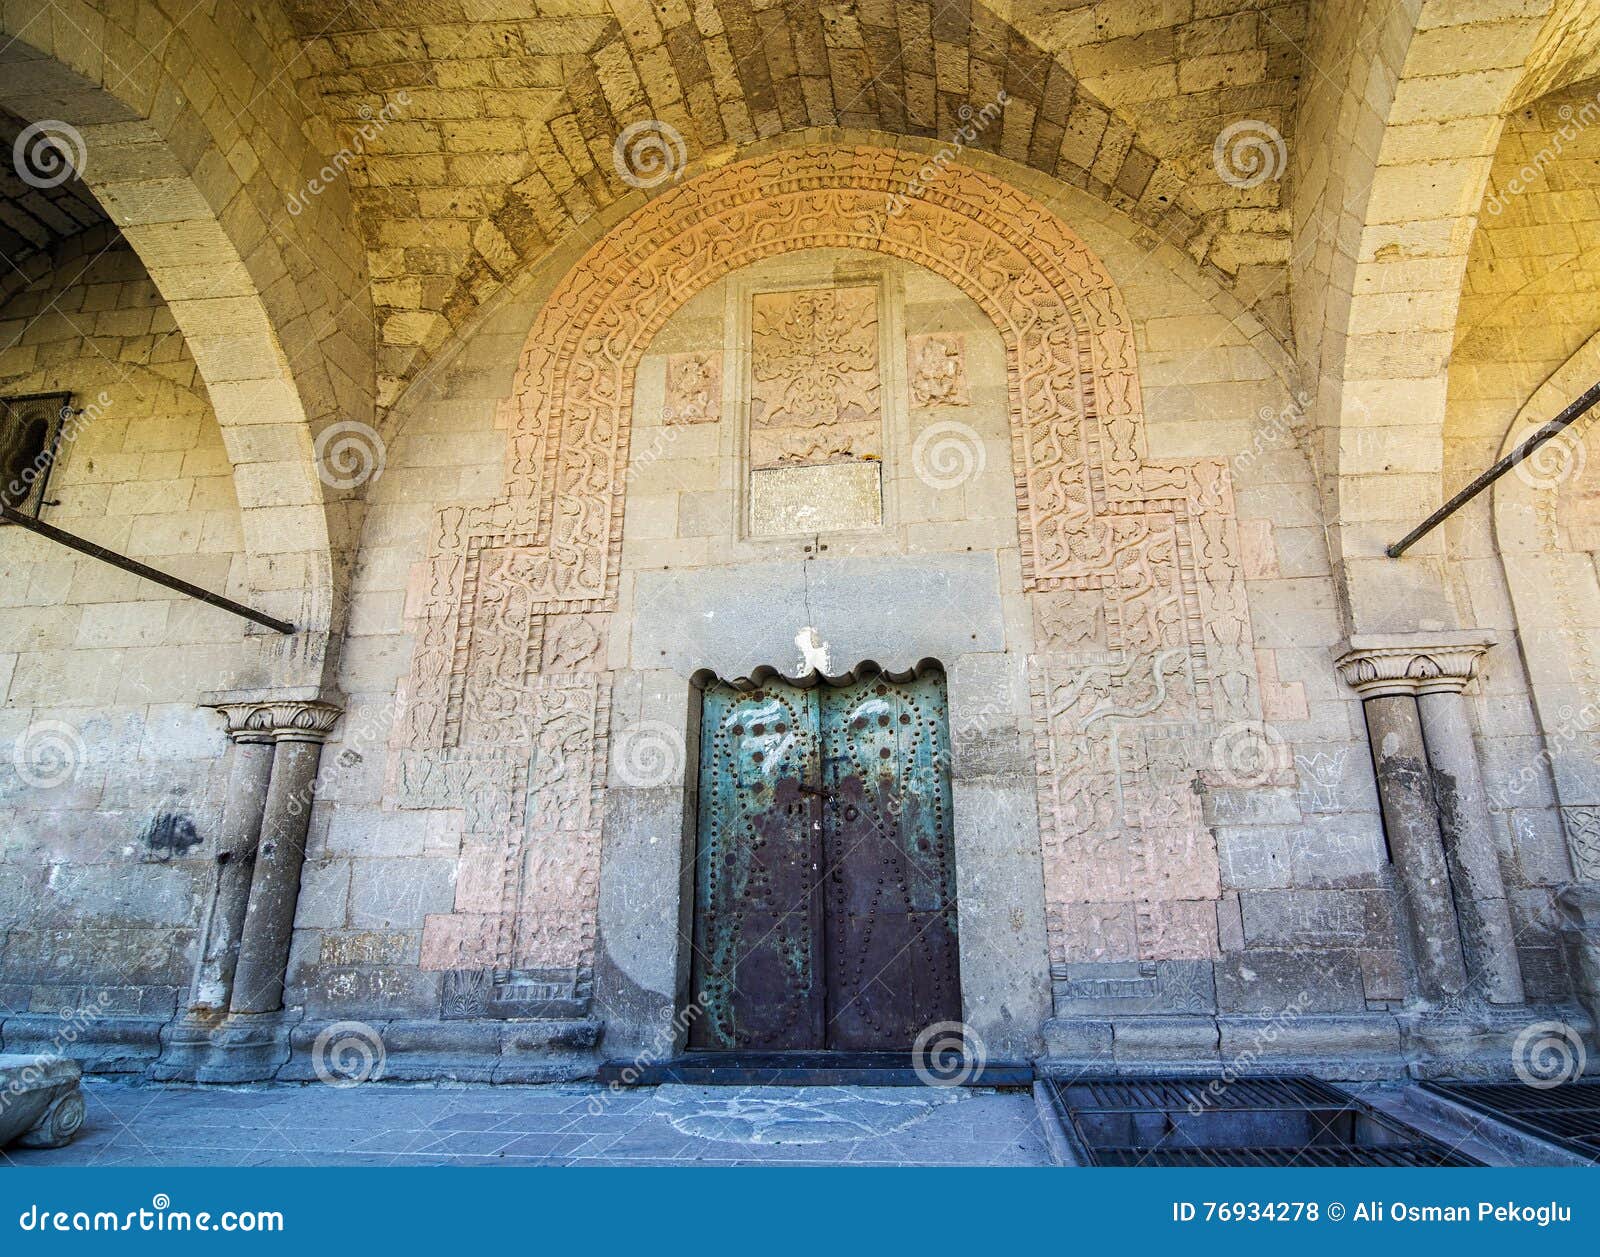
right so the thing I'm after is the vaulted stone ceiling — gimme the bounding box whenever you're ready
[276,0,1309,407]
[0,106,109,287]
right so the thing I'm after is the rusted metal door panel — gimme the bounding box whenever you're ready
[819,672,961,1050]
[690,669,960,1052]
[689,682,825,1050]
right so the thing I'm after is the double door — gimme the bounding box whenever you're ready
[689,669,961,1051]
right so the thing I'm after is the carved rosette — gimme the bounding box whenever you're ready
[393,145,1271,979]
[1333,633,1496,700]
[213,699,343,745]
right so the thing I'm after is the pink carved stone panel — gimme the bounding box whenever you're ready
[907,333,970,407]
[664,351,721,424]
[1052,902,1138,963]
[749,285,882,469]
[390,146,1273,979]
[1136,899,1220,961]
[420,912,500,971]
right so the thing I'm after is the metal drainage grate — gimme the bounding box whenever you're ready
[1422,1079,1600,1159]
[1044,1075,1479,1167]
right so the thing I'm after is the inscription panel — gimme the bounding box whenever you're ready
[748,461,882,536]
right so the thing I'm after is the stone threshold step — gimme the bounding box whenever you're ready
[596,1051,1034,1088]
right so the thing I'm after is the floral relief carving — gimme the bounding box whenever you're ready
[749,285,882,468]
[392,146,1269,980]
[907,333,970,407]
[663,352,722,424]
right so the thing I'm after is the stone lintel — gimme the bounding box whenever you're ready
[209,697,344,744]
[1333,631,1497,699]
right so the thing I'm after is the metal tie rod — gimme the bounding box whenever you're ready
[1,503,295,634]
[1387,377,1600,558]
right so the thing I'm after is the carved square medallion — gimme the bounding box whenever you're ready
[663,351,722,424]
[749,285,882,468]
[907,333,969,407]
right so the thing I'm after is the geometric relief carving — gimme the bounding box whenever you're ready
[391,146,1272,988]
[663,351,721,424]
[907,332,969,407]
[749,284,881,468]
[1561,806,1600,881]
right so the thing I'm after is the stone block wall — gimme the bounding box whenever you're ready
[310,144,1415,1057]
[1441,82,1600,999]
[0,233,248,1031]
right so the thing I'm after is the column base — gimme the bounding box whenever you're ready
[1398,1003,1597,1079]
[0,1012,164,1074]
[1040,1013,1408,1078]
[151,1009,295,1083]
[277,1018,604,1084]
[1557,881,1600,1034]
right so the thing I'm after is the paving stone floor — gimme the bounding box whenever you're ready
[6,1079,1053,1167]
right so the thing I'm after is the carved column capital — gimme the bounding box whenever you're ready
[1333,631,1497,699]
[211,699,343,744]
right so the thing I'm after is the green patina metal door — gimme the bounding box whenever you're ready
[690,668,960,1051]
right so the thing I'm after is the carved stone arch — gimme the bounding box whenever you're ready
[0,21,369,683]
[1493,329,1600,882]
[399,145,1268,981]
[1296,0,1572,634]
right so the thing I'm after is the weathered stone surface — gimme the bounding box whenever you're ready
[11,4,1600,1086]
[748,462,882,535]
[0,1055,85,1149]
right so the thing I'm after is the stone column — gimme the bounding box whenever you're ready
[227,700,341,1016]
[189,709,276,1010]
[1335,632,1523,1006]
[1415,682,1526,1006]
